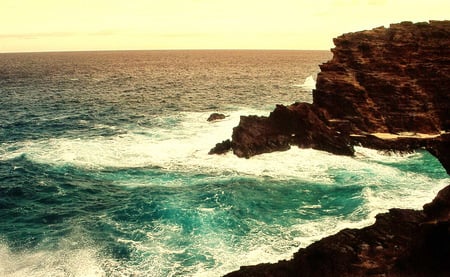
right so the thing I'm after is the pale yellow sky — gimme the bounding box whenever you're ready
[0,0,448,52]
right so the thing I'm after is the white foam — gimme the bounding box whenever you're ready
[1,110,448,186]
[292,75,316,91]
[0,110,309,183]
[0,243,103,277]
[1,109,449,276]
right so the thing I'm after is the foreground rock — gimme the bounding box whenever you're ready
[225,185,450,277]
[210,20,450,173]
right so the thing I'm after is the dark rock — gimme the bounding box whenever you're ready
[207,113,226,121]
[211,20,450,172]
[426,133,450,175]
[231,115,291,158]
[314,20,450,134]
[208,139,232,155]
[224,20,450,277]
[230,104,354,158]
[423,184,450,220]
[225,185,450,277]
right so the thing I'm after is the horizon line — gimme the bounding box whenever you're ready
[0,48,331,54]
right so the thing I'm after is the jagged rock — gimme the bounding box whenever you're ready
[211,20,450,171]
[231,114,291,158]
[225,185,450,277]
[223,20,450,277]
[314,20,450,134]
[221,103,354,158]
[209,139,232,155]
[426,133,450,175]
[207,113,226,121]
[423,183,450,220]
[268,103,354,156]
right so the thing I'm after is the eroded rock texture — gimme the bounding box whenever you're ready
[221,21,450,277]
[210,20,450,173]
[314,20,450,134]
[225,185,450,277]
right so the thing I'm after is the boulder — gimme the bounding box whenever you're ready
[207,113,226,121]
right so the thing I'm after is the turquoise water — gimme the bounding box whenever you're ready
[0,51,448,276]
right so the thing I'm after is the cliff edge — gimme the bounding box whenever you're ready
[210,20,450,173]
[220,21,450,276]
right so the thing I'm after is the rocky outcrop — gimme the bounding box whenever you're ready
[225,185,450,277]
[207,113,227,122]
[227,103,354,158]
[314,21,450,134]
[222,21,450,276]
[210,20,450,173]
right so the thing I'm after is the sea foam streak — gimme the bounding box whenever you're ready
[0,240,103,277]
[1,109,445,184]
[1,108,447,192]
[292,75,316,91]
[1,109,448,277]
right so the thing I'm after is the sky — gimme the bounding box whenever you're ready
[0,0,449,52]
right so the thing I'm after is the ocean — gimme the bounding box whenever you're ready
[0,50,448,277]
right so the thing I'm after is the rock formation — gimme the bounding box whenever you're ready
[225,185,450,277]
[221,21,450,276]
[314,21,449,134]
[210,20,450,173]
[207,112,227,122]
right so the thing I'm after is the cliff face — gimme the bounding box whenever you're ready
[220,21,450,276]
[210,20,450,173]
[314,20,450,134]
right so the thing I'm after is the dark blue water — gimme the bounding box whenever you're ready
[0,50,448,276]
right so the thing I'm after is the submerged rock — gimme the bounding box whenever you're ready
[207,112,227,122]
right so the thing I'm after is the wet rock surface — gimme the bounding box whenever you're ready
[211,20,450,172]
[222,21,450,277]
[225,186,450,277]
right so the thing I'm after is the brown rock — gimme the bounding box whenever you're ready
[223,20,450,277]
[231,114,291,158]
[314,20,450,134]
[229,103,354,158]
[211,20,450,172]
[207,113,226,121]
[225,186,450,277]
[208,139,232,155]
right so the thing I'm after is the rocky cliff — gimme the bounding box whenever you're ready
[220,21,450,276]
[225,185,450,277]
[210,20,450,173]
[314,21,449,134]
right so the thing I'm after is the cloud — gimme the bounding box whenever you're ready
[0,30,119,40]
[331,0,387,6]
[0,32,75,39]
[368,0,387,5]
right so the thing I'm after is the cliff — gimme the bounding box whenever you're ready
[210,20,450,173]
[220,21,450,276]
[315,21,449,134]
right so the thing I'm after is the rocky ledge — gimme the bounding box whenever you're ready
[219,21,450,276]
[210,20,450,173]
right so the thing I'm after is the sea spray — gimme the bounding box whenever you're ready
[1,50,448,276]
